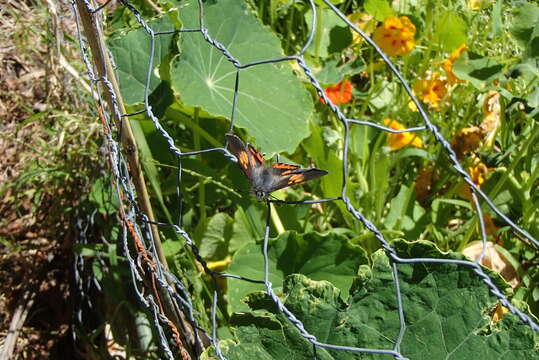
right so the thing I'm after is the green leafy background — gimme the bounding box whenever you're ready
[214,242,539,359]
[170,0,314,154]
[100,0,539,357]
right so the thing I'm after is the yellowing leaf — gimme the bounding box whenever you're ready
[451,126,484,159]
[462,241,519,288]
[481,90,501,148]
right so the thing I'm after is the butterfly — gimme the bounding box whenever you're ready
[226,133,328,201]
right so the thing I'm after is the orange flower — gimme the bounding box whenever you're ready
[321,80,353,105]
[372,16,416,56]
[460,161,488,200]
[441,44,467,84]
[490,304,509,324]
[469,162,487,187]
[411,71,448,110]
[384,118,423,150]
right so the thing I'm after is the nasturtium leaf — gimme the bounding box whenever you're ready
[527,86,539,108]
[212,309,321,360]
[228,203,266,249]
[369,80,397,109]
[303,122,342,200]
[510,2,539,48]
[227,231,367,312]
[509,1,539,62]
[315,58,365,85]
[197,212,233,260]
[302,122,352,223]
[108,16,175,104]
[305,8,352,58]
[384,184,424,232]
[364,0,395,22]
[171,0,314,154]
[453,52,503,89]
[217,241,539,359]
[433,11,467,52]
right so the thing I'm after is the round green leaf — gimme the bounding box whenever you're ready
[108,16,175,104]
[220,241,539,359]
[227,231,367,312]
[433,11,467,52]
[171,0,314,154]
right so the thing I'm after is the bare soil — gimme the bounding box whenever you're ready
[1,1,98,358]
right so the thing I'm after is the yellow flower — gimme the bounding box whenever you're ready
[372,16,416,56]
[384,118,423,150]
[460,161,488,200]
[469,163,487,187]
[490,304,509,324]
[467,0,486,10]
[411,71,448,110]
[441,44,467,84]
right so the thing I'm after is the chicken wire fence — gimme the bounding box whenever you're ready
[70,0,539,359]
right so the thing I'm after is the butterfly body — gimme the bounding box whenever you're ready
[226,133,328,201]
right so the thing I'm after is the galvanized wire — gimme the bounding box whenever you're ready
[72,0,539,359]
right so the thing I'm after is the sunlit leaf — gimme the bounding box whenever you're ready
[197,212,234,260]
[170,0,314,154]
[364,0,395,22]
[510,2,539,48]
[452,52,503,89]
[108,16,175,104]
[215,241,538,359]
[433,11,467,52]
[227,231,367,312]
[305,8,353,58]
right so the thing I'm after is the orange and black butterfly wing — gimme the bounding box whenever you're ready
[271,163,300,175]
[247,144,266,167]
[270,163,328,191]
[226,133,265,182]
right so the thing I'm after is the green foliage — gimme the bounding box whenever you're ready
[315,57,365,85]
[432,11,467,52]
[453,52,503,89]
[109,16,175,104]
[364,0,394,22]
[170,0,314,154]
[101,0,539,356]
[208,242,539,359]
[305,7,353,58]
[228,231,367,312]
[88,176,120,215]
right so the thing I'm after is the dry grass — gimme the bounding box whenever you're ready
[0,1,99,358]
